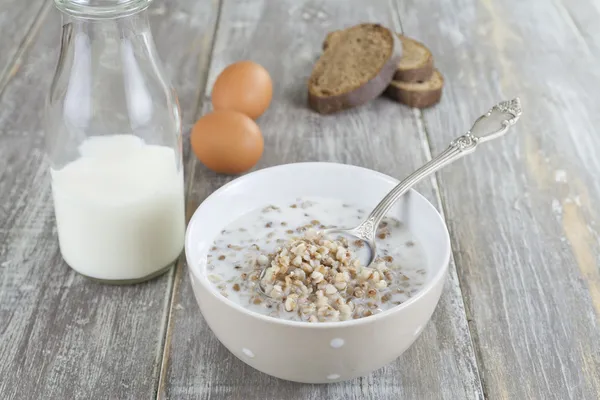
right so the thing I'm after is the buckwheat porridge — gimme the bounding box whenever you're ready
[206,197,428,322]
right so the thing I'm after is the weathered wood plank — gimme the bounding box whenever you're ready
[0,0,48,90]
[552,0,600,56]
[0,1,218,399]
[162,1,483,398]
[396,0,600,398]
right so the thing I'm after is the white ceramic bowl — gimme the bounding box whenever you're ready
[185,162,451,383]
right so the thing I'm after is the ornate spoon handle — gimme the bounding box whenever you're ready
[351,98,523,241]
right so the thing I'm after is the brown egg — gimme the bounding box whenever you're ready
[191,110,264,174]
[211,61,273,119]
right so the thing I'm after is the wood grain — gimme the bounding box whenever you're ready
[396,0,600,398]
[0,0,48,90]
[0,1,218,399]
[161,1,482,399]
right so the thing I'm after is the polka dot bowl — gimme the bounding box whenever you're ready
[185,162,451,383]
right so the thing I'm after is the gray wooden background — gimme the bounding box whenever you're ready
[1,0,599,399]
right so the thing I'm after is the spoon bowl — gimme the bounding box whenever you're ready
[320,227,377,264]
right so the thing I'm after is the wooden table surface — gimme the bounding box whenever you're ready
[1,0,599,399]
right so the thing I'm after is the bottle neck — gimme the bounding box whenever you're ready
[49,0,166,134]
[61,6,153,41]
[54,0,151,19]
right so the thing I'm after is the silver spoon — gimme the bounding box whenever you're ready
[258,98,522,296]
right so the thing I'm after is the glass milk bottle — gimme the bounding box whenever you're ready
[45,0,185,283]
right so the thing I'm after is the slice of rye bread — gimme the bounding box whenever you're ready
[308,23,402,114]
[323,31,434,83]
[384,69,444,108]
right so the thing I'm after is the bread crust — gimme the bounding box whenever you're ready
[384,70,444,108]
[393,36,434,82]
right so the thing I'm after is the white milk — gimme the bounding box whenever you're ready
[51,134,185,281]
[206,197,428,321]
